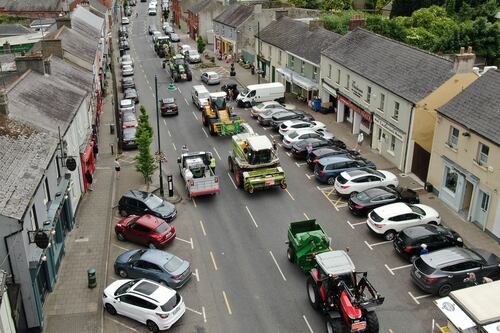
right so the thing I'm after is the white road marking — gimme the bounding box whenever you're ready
[177,87,181,94]
[199,220,207,236]
[412,187,424,191]
[202,306,207,323]
[262,127,270,130]
[303,315,314,333]
[192,111,199,120]
[194,268,200,282]
[277,142,283,147]
[305,173,314,179]
[108,318,138,332]
[184,97,189,105]
[303,212,310,220]
[245,205,259,228]
[75,237,89,242]
[112,243,129,251]
[185,306,202,315]
[286,152,292,157]
[213,147,221,160]
[202,128,209,138]
[172,142,177,151]
[408,291,431,305]
[285,188,295,201]
[192,197,197,208]
[176,236,194,249]
[269,250,287,281]
[222,291,232,315]
[227,172,237,189]
[347,221,365,229]
[295,162,307,167]
[163,119,167,126]
[210,251,218,271]
[385,263,413,276]
[364,240,392,250]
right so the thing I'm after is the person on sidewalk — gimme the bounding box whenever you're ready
[114,158,121,178]
[209,155,216,173]
[85,170,94,191]
[182,145,189,155]
[93,143,99,160]
[355,132,364,152]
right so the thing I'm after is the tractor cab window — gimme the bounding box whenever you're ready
[248,149,272,164]
[212,97,226,110]
[173,57,184,65]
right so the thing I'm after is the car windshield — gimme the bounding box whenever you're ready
[240,88,249,96]
[288,131,301,139]
[122,127,136,139]
[212,96,226,110]
[370,211,384,222]
[164,256,183,272]
[115,279,140,296]
[163,97,175,104]
[155,222,170,234]
[145,194,163,208]
[409,205,425,216]
[161,293,180,312]
[199,92,209,99]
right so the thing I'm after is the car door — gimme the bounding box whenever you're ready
[131,260,157,280]
[128,223,151,245]
[116,295,143,321]
[351,176,370,192]
[201,73,207,83]
[402,213,421,228]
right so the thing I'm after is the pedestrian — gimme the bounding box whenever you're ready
[306,142,313,156]
[228,88,234,101]
[93,143,99,160]
[181,145,189,154]
[272,138,277,151]
[85,170,94,191]
[419,243,429,255]
[209,155,216,173]
[185,168,193,193]
[114,158,121,178]
[355,132,364,152]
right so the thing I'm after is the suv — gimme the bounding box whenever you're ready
[314,156,376,185]
[307,147,353,170]
[102,279,185,332]
[118,190,177,222]
[270,111,314,130]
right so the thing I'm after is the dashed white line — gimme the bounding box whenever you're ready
[172,142,177,151]
[303,212,310,220]
[177,87,182,94]
[202,306,207,323]
[245,205,259,228]
[227,172,237,189]
[213,147,221,160]
[185,97,189,105]
[192,111,199,120]
[222,291,232,315]
[202,128,209,138]
[167,129,171,136]
[163,119,167,126]
[269,250,287,281]
[286,152,292,157]
[209,251,218,271]
[199,220,207,236]
[303,315,314,333]
[285,188,295,201]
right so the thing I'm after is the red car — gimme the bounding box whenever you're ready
[115,214,176,248]
[121,110,138,128]
[160,97,178,116]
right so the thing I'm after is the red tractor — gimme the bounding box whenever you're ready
[306,251,384,333]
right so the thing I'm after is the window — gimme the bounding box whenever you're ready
[278,50,282,65]
[312,66,318,80]
[268,45,271,57]
[30,205,39,230]
[301,61,305,75]
[328,64,332,79]
[290,56,295,68]
[477,143,489,165]
[444,166,458,193]
[345,74,350,89]
[389,135,396,152]
[448,126,459,149]
[379,93,385,112]
[43,178,51,205]
[336,69,340,84]
[366,86,371,103]
[480,192,490,211]
[393,101,400,121]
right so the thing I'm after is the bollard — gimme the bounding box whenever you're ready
[110,123,115,135]
[167,175,174,197]
[110,143,114,155]
[87,268,97,288]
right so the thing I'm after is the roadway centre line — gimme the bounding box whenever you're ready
[185,306,202,315]
[408,291,431,305]
[177,87,182,94]
[192,197,197,208]
[108,318,138,332]
[176,236,194,249]
[172,142,177,151]
[285,188,295,201]
[222,291,232,315]
[213,147,221,160]
[209,251,218,271]
[202,306,207,323]
[303,315,314,333]
[347,221,365,229]
[269,250,287,281]
[112,243,130,251]
[286,152,292,157]
[303,212,310,220]
[364,240,392,251]
[245,206,259,228]
[227,172,237,189]
[385,263,413,276]
[167,129,171,136]
[192,111,199,120]
[199,220,207,236]
[202,127,209,138]
[163,119,167,126]
[184,97,189,105]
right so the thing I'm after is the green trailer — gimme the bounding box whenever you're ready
[287,219,331,272]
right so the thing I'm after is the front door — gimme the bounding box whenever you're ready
[472,189,490,229]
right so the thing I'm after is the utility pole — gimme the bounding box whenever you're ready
[154,75,165,197]
[257,21,260,84]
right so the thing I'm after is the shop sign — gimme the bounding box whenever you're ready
[352,81,364,99]
[374,115,405,141]
[338,94,372,122]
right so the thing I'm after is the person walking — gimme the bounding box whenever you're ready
[306,142,313,156]
[114,158,121,178]
[93,143,99,160]
[272,138,277,151]
[355,132,364,152]
[85,170,94,191]
[185,168,193,195]
[209,155,216,173]
[181,145,189,155]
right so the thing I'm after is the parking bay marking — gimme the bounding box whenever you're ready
[347,220,365,229]
[192,268,200,282]
[269,250,287,281]
[305,173,314,179]
[295,162,307,167]
[385,263,413,276]
[192,111,199,120]
[108,318,138,332]
[303,212,310,220]
[112,243,129,251]
[364,240,392,251]
[185,306,203,316]
[408,291,432,305]
[176,236,194,249]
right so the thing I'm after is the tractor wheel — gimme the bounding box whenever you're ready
[248,186,254,194]
[187,72,192,81]
[228,157,234,172]
[208,124,215,136]
[174,73,179,82]
[366,312,380,333]
[325,318,343,333]
[202,113,208,126]
[287,246,295,263]
[234,170,243,188]
[306,276,322,310]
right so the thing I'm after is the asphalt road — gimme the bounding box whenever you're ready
[104,4,442,333]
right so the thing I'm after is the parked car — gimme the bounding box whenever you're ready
[121,110,138,128]
[120,54,134,68]
[334,168,399,197]
[221,83,240,101]
[185,49,201,63]
[119,40,130,51]
[393,225,463,262]
[119,99,135,113]
[348,186,419,216]
[314,156,376,184]
[269,111,314,130]
[257,108,288,126]
[306,147,355,170]
[279,120,326,136]
[201,71,220,85]
[121,17,130,25]
[164,25,174,34]
[251,101,285,118]
[148,24,156,35]
[122,127,138,150]
[124,6,132,16]
[122,64,134,76]
[148,7,156,15]
[367,202,441,241]
[118,190,177,222]
[102,278,185,332]
[179,44,191,54]
[160,97,178,116]
[282,129,329,149]
[121,77,135,92]
[115,214,175,248]
[124,88,139,103]
[151,31,161,42]
[169,33,180,42]
[411,247,500,296]
[119,26,128,38]
[291,138,337,160]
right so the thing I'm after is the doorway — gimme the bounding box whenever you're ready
[472,189,490,229]
[460,180,474,218]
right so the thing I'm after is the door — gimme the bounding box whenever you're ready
[376,127,383,152]
[129,224,151,245]
[132,260,157,280]
[472,189,490,229]
[411,143,430,182]
[272,66,276,82]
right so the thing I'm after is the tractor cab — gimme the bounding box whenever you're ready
[172,54,185,66]
[245,136,274,165]
[209,92,227,111]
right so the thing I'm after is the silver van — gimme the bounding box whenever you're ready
[191,85,210,110]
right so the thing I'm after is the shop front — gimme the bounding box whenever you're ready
[372,115,407,171]
[277,68,319,102]
[214,36,235,60]
[80,138,95,192]
[336,93,372,136]
[321,80,338,113]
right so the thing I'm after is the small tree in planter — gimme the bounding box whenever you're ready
[135,106,156,185]
[196,36,206,54]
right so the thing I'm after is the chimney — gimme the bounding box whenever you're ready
[0,89,8,116]
[253,4,262,14]
[309,19,324,31]
[3,41,11,54]
[56,16,71,29]
[275,10,288,20]
[42,39,63,58]
[44,59,51,75]
[348,14,366,31]
[453,46,476,74]
[15,53,45,75]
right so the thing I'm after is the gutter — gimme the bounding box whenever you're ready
[403,104,415,172]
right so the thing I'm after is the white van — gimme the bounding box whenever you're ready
[191,85,210,110]
[236,82,285,108]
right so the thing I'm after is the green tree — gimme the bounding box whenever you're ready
[136,106,153,140]
[135,106,156,184]
[445,0,456,15]
[196,36,206,54]
[320,0,353,11]
[288,0,320,9]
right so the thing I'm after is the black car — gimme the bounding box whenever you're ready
[160,97,178,116]
[119,26,128,38]
[119,40,130,51]
[411,247,500,296]
[124,88,139,103]
[393,225,463,262]
[270,111,314,131]
[348,186,420,216]
[306,147,357,170]
[118,190,177,222]
[121,77,135,92]
[122,127,138,150]
[291,138,334,160]
[221,83,239,101]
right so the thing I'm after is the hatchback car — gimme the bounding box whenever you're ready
[334,168,399,197]
[291,138,338,160]
[118,190,177,222]
[279,120,326,136]
[121,17,130,25]
[257,108,288,126]
[103,278,185,332]
[119,26,128,38]
[160,97,178,116]
[163,25,174,34]
[251,101,284,118]
[119,99,135,113]
[169,33,180,42]
[282,129,328,149]
[115,214,176,248]
[122,64,134,76]
[119,40,130,51]
[148,25,157,35]
[393,225,463,262]
[124,88,139,103]
[201,71,220,85]
[185,49,200,63]
[122,127,138,150]
[367,202,441,241]
[348,186,419,216]
[121,110,138,128]
[121,77,135,92]
[314,156,376,184]
[148,7,156,15]
[269,111,314,130]
[114,249,191,289]
[306,147,354,170]
[411,247,500,296]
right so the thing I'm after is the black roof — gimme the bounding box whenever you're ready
[213,4,253,28]
[437,70,500,145]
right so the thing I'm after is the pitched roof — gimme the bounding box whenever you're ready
[89,0,108,14]
[0,117,58,220]
[213,4,253,28]
[0,24,31,37]
[0,0,62,11]
[49,56,93,93]
[322,28,455,103]
[437,70,500,145]
[71,6,104,40]
[258,17,341,65]
[59,26,98,64]
[189,0,214,14]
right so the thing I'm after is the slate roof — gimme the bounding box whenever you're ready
[59,26,98,65]
[0,117,58,220]
[0,0,62,11]
[89,0,108,14]
[322,28,455,103]
[0,24,31,37]
[71,6,104,40]
[49,56,93,93]
[437,69,500,145]
[213,4,253,28]
[258,17,341,65]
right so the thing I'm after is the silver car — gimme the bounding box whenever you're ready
[185,49,201,63]
[122,65,134,76]
[201,71,220,85]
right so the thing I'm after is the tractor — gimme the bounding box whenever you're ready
[306,251,384,333]
[202,92,243,136]
[168,54,192,82]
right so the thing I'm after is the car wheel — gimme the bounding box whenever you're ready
[437,284,452,297]
[148,242,157,249]
[118,269,128,278]
[105,303,117,315]
[245,102,251,108]
[327,177,335,185]
[384,230,396,241]
[119,209,128,217]
[326,318,343,333]
[116,232,126,241]
[428,221,438,225]
[287,246,295,263]
[146,320,159,333]
[410,255,418,263]
[228,156,234,172]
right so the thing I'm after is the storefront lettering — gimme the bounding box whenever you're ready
[374,115,404,140]
[338,94,372,122]
[352,81,363,98]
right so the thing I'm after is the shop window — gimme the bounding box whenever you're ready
[444,167,458,193]
[477,143,489,165]
[336,69,340,84]
[448,126,459,149]
[393,101,400,121]
[301,61,305,75]
[389,135,395,152]
[312,66,318,80]
[328,64,332,79]
[366,86,371,103]
[278,50,282,65]
[379,93,385,112]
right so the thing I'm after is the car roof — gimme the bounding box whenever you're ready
[360,186,393,198]
[318,155,352,163]
[123,190,150,201]
[373,202,411,218]
[315,251,355,276]
[137,214,165,229]
[422,247,484,267]
[402,224,442,239]
[130,279,176,303]
[140,249,175,266]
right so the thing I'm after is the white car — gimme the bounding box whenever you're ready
[148,7,157,15]
[122,64,134,76]
[180,44,192,54]
[151,31,161,42]
[367,203,441,241]
[120,99,135,113]
[121,17,130,25]
[185,49,201,63]
[251,101,283,118]
[102,279,185,332]
[282,129,327,149]
[120,54,134,68]
[201,71,220,85]
[279,120,326,136]
[334,168,399,197]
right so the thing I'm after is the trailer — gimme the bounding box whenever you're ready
[177,152,220,198]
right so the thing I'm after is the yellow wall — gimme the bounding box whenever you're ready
[412,73,478,153]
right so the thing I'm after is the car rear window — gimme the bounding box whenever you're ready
[288,131,300,139]
[355,192,369,200]
[123,112,136,122]
[161,293,181,312]
[336,175,348,184]
[155,222,170,234]
[414,257,436,274]
[316,162,325,171]
[370,211,384,222]
[164,256,183,272]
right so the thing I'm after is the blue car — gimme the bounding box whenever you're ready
[314,155,376,185]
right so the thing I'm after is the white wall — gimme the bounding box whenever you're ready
[0,290,16,333]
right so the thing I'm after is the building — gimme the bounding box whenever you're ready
[320,26,477,176]
[256,17,340,102]
[427,69,500,240]
[187,0,224,41]
[0,0,67,18]
[213,4,253,61]
[0,24,31,38]
[0,270,16,333]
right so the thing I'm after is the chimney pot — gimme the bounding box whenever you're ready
[460,46,465,54]
[454,47,476,74]
[15,54,46,75]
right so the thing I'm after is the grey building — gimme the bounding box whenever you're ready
[187,0,224,41]
[0,24,31,37]
[213,4,253,61]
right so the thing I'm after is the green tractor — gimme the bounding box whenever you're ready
[154,36,170,57]
[168,54,192,82]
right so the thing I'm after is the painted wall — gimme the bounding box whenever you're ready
[287,54,318,82]
[0,289,16,333]
[198,3,224,41]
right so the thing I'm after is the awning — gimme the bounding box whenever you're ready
[276,68,319,91]
[322,81,337,97]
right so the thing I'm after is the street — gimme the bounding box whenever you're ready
[105,4,442,332]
